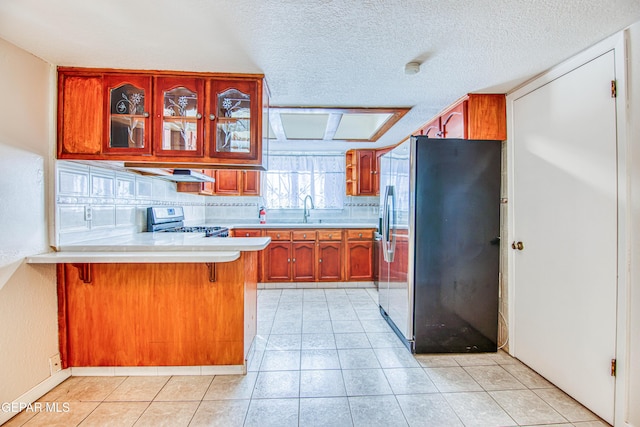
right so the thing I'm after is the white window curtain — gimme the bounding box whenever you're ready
[265,153,345,209]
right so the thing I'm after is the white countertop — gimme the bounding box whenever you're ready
[26,233,271,264]
[27,251,240,264]
[56,233,271,252]
[226,222,378,229]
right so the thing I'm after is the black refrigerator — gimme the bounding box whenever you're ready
[378,136,501,353]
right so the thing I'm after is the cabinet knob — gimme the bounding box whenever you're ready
[196,113,203,119]
[319,259,323,263]
[245,233,250,237]
[209,114,216,120]
[303,234,307,239]
[143,112,150,118]
[329,234,332,239]
[287,258,291,262]
[277,233,280,238]
[359,233,363,238]
[293,258,296,262]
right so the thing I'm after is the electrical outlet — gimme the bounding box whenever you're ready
[49,353,62,374]
[84,206,92,221]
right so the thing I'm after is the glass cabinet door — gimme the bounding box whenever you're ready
[155,77,204,157]
[209,80,260,161]
[103,75,152,154]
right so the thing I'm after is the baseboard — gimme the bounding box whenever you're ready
[0,368,71,425]
[69,364,246,377]
[258,281,376,289]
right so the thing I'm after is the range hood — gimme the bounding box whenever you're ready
[126,167,216,183]
[171,169,216,182]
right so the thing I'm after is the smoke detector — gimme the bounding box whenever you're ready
[404,62,421,75]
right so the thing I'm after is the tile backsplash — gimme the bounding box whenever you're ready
[55,161,206,245]
[204,197,380,225]
[55,161,381,246]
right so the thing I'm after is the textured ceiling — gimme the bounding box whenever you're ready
[1,0,639,151]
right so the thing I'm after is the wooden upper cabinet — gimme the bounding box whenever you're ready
[154,77,205,157]
[357,150,376,195]
[57,68,267,168]
[415,94,506,141]
[466,94,506,140]
[441,101,466,139]
[58,73,103,157]
[208,79,261,163]
[242,170,260,195]
[209,170,260,196]
[346,149,381,196]
[417,117,442,138]
[103,75,152,155]
[214,170,242,194]
[176,169,215,195]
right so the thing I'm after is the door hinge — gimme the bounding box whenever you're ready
[611,359,617,377]
[611,80,617,98]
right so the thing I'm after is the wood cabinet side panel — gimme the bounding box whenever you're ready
[56,264,69,369]
[64,263,139,366]
[63,262,247,366]
[467,94,507,140]
[243,252,258,358]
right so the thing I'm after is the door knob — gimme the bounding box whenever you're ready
[511,241,524,251]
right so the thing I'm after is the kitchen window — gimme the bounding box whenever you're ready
[264,153,345,209]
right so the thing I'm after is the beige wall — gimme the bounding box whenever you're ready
[0,38,59,406]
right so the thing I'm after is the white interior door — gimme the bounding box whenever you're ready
[511,51,618,423]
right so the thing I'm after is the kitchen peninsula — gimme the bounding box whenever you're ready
[27,234,270,374]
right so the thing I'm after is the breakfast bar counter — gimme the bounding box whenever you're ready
[28,235,271,374]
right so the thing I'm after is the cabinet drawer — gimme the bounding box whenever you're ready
[233,228,262,237]
[292,230,316,241]
[317,230,343,241]
[265,230,291,241]
[346,229,374,240]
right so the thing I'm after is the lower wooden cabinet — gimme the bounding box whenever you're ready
[260,227,373,283]
[292,241,315,281]
[346,240,374,281]
[264,241,292,281]
[345,228,375,281]
[317,241,342,281]
[57,253,257,368]
[230,227,375,283]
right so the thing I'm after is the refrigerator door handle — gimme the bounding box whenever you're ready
[382,185,396,262]
[388,186,396,262]
[382,186,391,262]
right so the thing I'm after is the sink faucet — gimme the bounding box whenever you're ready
[303,195,315,223]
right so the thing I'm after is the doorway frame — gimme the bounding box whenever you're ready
[505,31,630,424]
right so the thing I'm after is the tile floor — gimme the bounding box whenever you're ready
[4,288,609,427]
